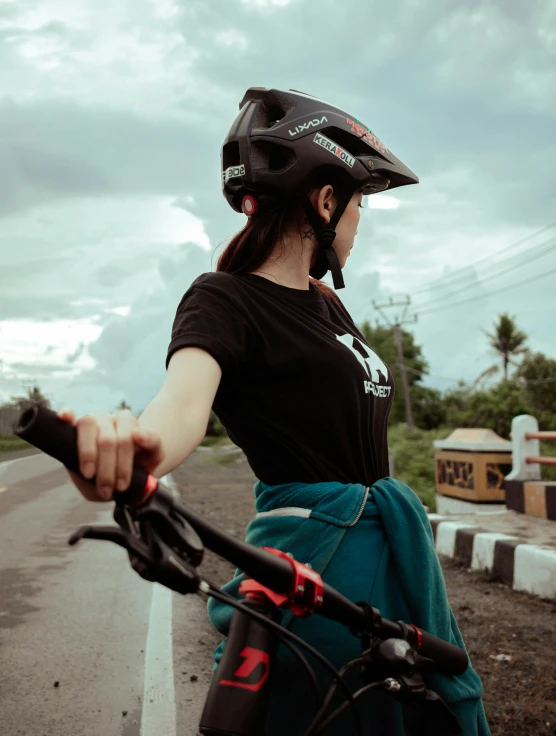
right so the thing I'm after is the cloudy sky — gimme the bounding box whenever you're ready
[0,0,555,417]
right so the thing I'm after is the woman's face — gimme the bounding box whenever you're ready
[313,186,363,268]
[332,189,363,267]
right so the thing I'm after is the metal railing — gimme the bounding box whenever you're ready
[506,417,556,481]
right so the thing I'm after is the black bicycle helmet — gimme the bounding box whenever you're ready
[222,87,418,289]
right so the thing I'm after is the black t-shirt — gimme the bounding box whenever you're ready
[165,271,395,486]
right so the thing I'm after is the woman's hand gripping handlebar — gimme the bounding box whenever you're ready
[14,404,469,677]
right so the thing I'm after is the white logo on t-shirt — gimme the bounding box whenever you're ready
[336,334,392,398]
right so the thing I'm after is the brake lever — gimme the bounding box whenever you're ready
[68,495,205,596]
[362,638,436,678]
[113,504,136,534]
[362,639,463,734]
[69,524,152,561]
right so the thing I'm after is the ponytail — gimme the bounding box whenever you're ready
[215,170,355,305]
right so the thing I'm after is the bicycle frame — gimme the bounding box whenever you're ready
[199,596,281,735]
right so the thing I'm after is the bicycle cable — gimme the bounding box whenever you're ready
[314,680,391,734]
[304,655,368,735]
[278,636,322,709]
[207,585,364,736]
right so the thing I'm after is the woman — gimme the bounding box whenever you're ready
[60,88,490,735]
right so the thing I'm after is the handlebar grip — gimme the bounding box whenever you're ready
[14,406,470,678]
[14,405,149,506]
[418,628,468,676]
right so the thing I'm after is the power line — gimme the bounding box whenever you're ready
[396,364,462,383]
[352,222,556,325]
[413,235,556,309]
[408,218,556,298]
[416,262,556,317]
[401,363,556,386]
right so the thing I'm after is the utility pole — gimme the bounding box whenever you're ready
[372,296,417,428]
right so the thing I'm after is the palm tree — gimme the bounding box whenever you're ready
[474,313,529,386]
[115,400,132,412]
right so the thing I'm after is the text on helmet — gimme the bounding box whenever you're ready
[288,116,328,137]
[223,164,245,183]
[313,133,355,168]
[345,118,389,155]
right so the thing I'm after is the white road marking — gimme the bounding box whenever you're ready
[0,452,42,468]
[141,473,179,736]
[0,487,6,494]
[142,583,177,736]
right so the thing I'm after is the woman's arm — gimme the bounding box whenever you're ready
[137,347,223,478]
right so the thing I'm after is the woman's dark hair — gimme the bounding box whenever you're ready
[216,169,355,304]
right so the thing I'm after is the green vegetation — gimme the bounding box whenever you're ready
[210,451,242,466]
[0,385,51,453]
[0,434,31,453]
[204,410,228,439]
[362,312,556,508]
[387,425,556,512]
[478,313,529,383]
[197,312,556,501]
[387,425,451,511]
[1,314,554,499]
[199,434,232,448]
[359,321,434,427]
[540,441,556,482]
[361,313,556,437]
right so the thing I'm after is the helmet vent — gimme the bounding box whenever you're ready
[321,126,387,161]
[264,104,287,128]
[251,140,295,172]
[251,101,288,130]
[222,141,241,170]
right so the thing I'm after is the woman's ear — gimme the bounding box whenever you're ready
[315,185,334,224]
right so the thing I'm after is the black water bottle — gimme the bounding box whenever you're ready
[198,598,281,735]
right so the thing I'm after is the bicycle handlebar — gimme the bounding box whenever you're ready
[14,404,469,676]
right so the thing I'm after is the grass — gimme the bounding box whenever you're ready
[198,430,243,465]
[387,424,453,512]
[201,424,452,507]
[540,440,556,481]
[211,452,242,466]
[0,434,31,454]
[199,434,233,449]
[388,425,556,511]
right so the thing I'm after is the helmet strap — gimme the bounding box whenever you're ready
[302,186,356,290]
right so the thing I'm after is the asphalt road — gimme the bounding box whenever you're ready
[0,450,213,736]
[3,447,554,735]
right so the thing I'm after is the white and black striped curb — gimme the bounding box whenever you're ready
[428,514,556,602]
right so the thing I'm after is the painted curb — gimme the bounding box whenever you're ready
[428,515,556,602]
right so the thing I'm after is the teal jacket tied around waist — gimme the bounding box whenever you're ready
[207,477,491,735]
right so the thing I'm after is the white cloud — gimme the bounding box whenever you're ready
[240,0,295,7]
[105,306,132,317]
[0,0,555,415]
[367,195,400,210]
[215,29,249,50]
[0,194,209,263]
[0,0,195,112]
[0,319,100,381]
[0,195,210,407]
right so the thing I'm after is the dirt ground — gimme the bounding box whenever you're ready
[171,446,556,736]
